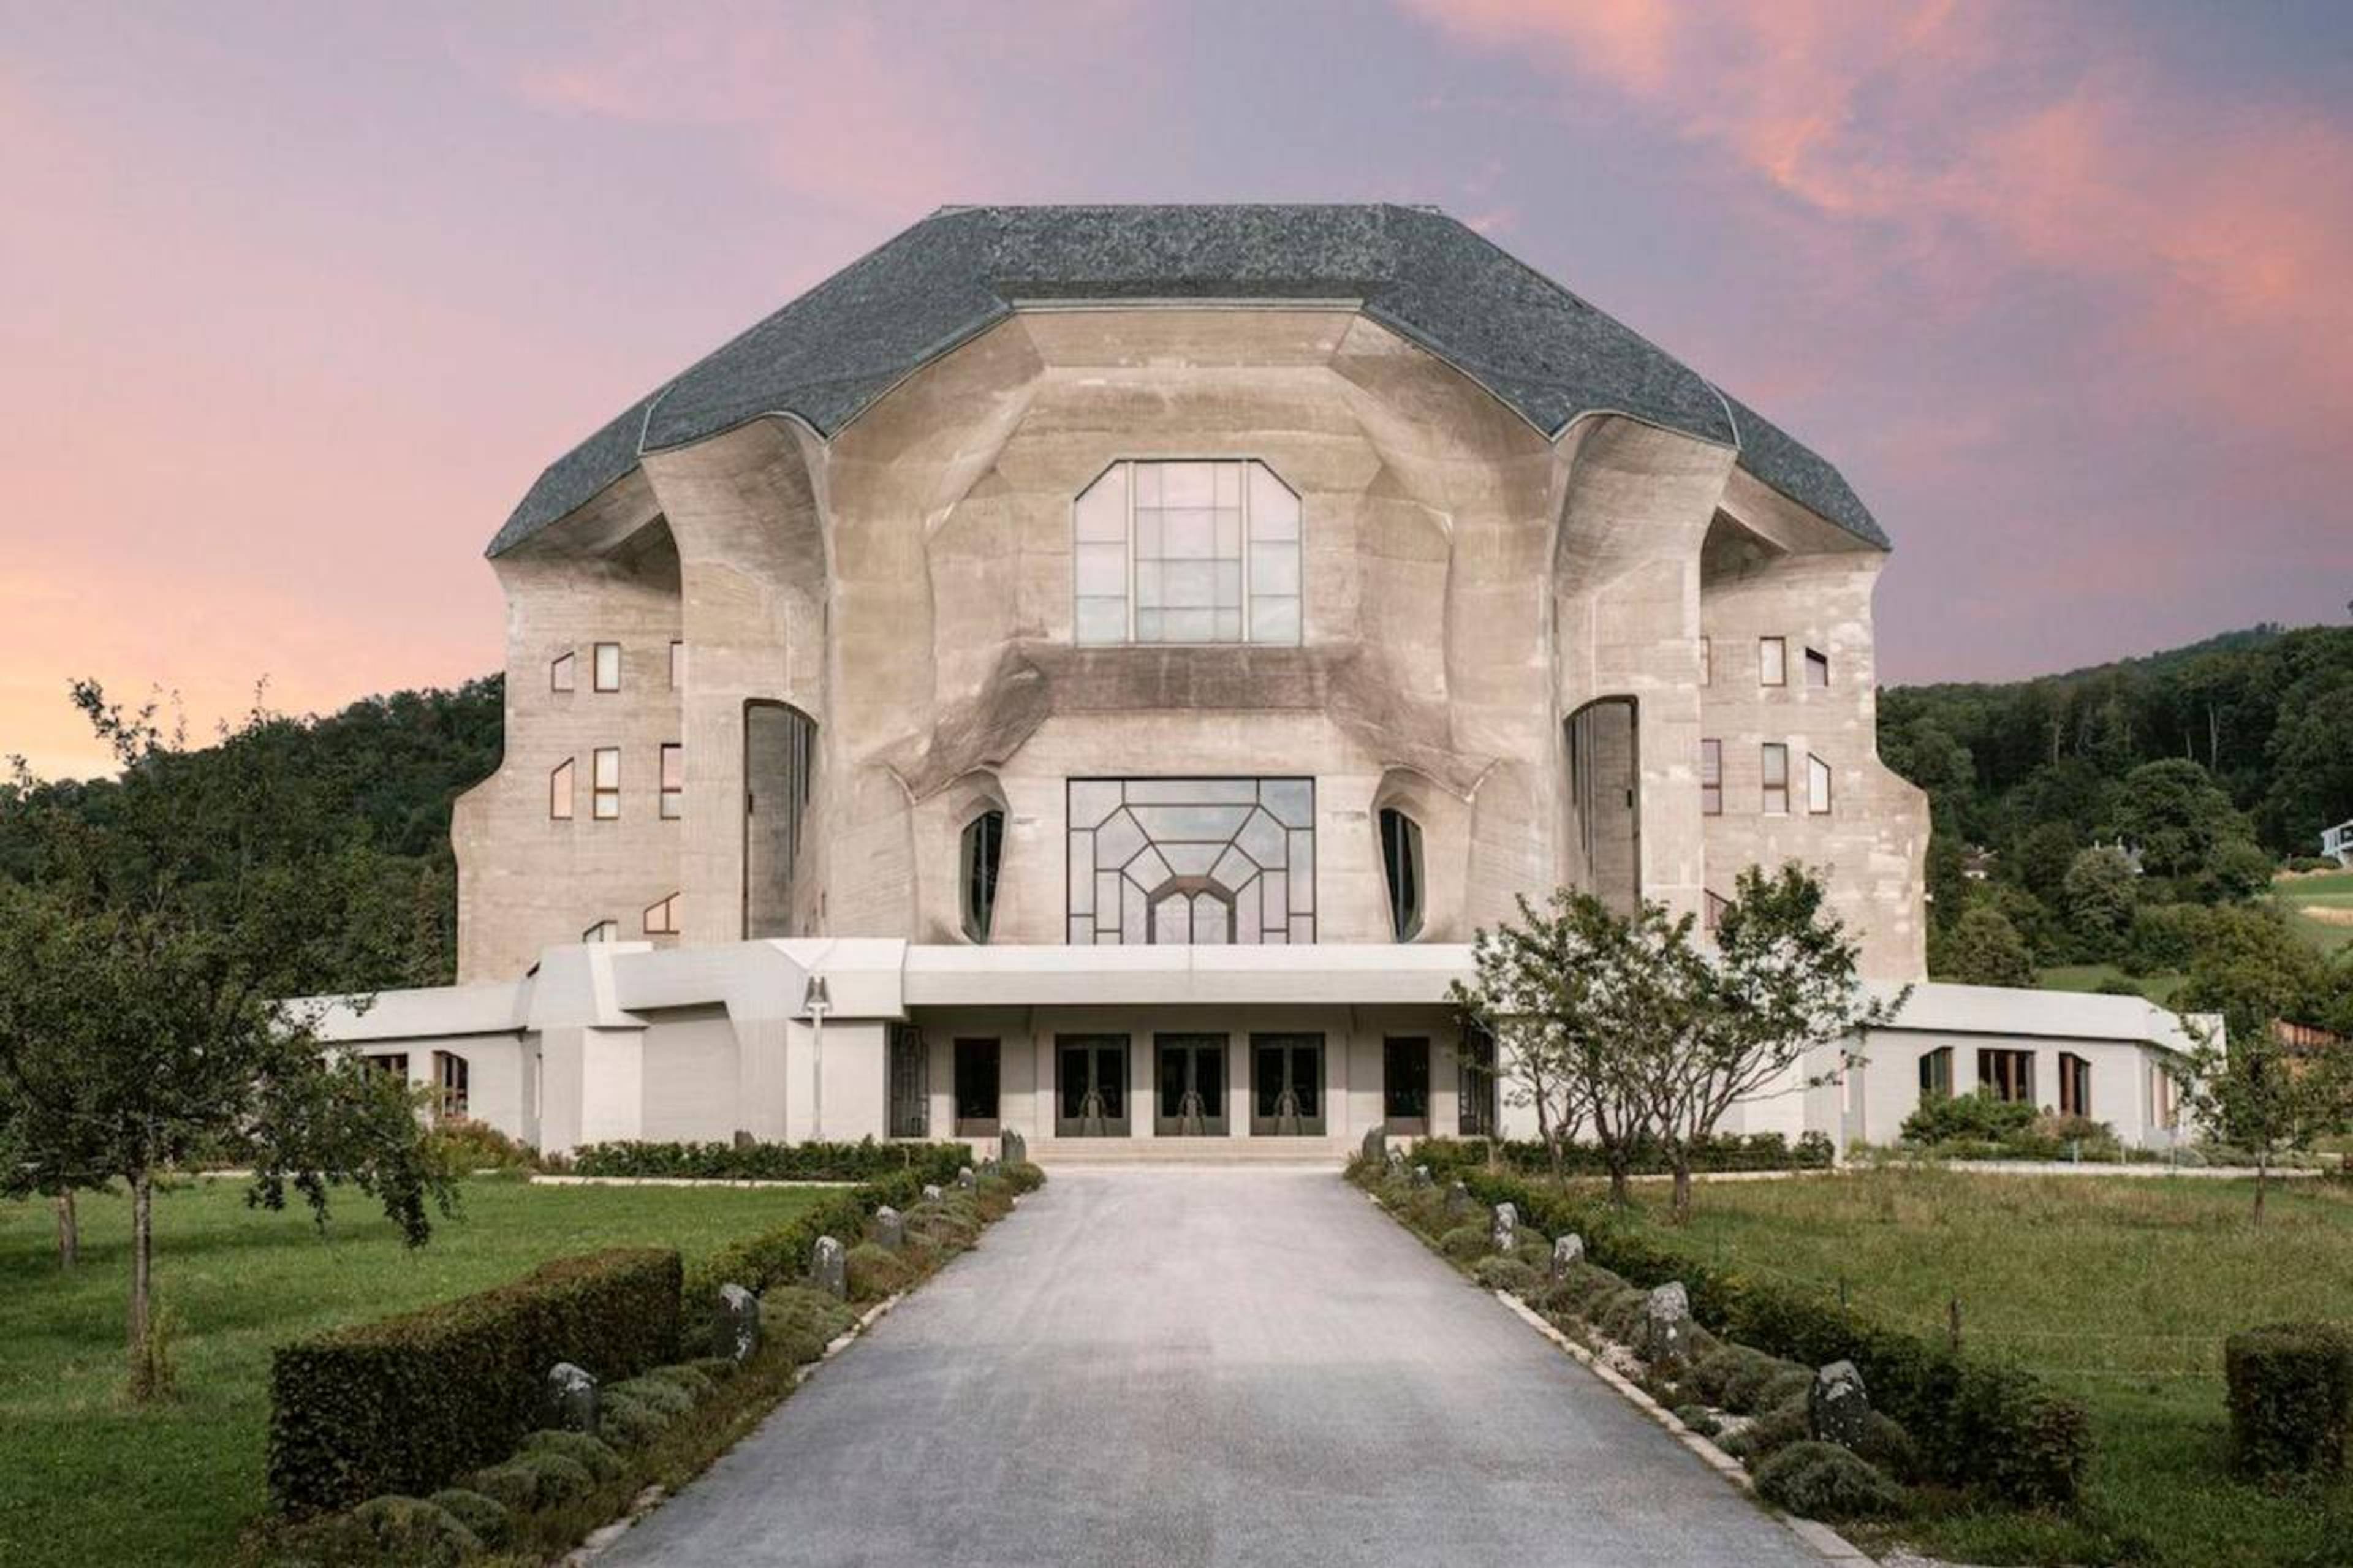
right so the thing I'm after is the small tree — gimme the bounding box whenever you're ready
[1637,865,1904,1222]
[1939,904,2037,988]
[1450,890,1654,1202]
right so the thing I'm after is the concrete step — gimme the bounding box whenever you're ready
[1030,1137,1351,1166]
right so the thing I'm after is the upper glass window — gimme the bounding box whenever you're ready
[1073,460,1302,647]
[593,642,621,692]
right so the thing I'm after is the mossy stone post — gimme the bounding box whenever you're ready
[957,1166,978,1192]
[1550,1233,1584,1280]
[1490,1202,1517,1254]
[1409,1164,1431,1189]
[922,1183,943,1202]
[546,1362,599,1436]
[811,1235,848,1301]
[2225,1321,2352,1479]
[1000,1128,1027,1166]
[873,1206,904,1252]
[1360,1123,1386,1165]
[1642,1283,1692,1377]
[714,1284,762,1363]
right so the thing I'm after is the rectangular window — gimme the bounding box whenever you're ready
[1700,738,1723,816]
[432,1050,469,1118]
[1760,636,1787,687]
[367,1053,409,1080]
[1805,646,1830,688]
[660,743,684,819]
[669,640,684,689]
[1699,635,1711,686]
[593,747,620,820]
[643,892,680,936]
[1918,1046,1953,1100]
[1761,743,1789,814]
[1703,890,1729,933]
[887,1024,929,1138]
[583,919,619,944]
[1979,1048,2034,1104]
[1458,1025,1498,1137]
[549,757,575,820]
[1073,459,1301,646]
[593,642,621,692]
[1808,752,1833,815]
[2058,1052,2091,1118]
[550,651,576,692]
[955,1038,1002,1135]
[2153,1062,2179,1129]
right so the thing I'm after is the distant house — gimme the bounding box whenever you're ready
[2322,817,2352,867]
[2090,839,2146,876]
[1960,846,1997,882]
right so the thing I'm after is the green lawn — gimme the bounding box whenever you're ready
[1597,1168,2353,1566]
[2037,963,2188,1003]
[0,1176,830,1568]
[2274,868,2353,955]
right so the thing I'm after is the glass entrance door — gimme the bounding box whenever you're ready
[1154,1034,1229,1136]
[1055,1036,1129,1137]
[1382,1036,1430,1136]
[1250,1034,1325,1137]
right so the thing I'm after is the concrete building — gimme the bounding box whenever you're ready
[323,205,2197,1157]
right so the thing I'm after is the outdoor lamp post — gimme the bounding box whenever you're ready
[803,973,832,1140]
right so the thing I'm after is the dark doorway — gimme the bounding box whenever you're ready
[1383,1036,1430,1135]
[954,1038,1001,1137]
[1250,1034,1325,1137]
[1565,695,1639,915]
[1055,1036,1129,1137]
[1155,1034,1230,1136]
[886,1025,927,1139]
[1458,1026,1499,1137]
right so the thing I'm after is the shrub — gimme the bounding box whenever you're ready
[2224,1321,2352,1480]
[1471,1256,1540,1296]
[1438,1225,1490,1262]
[345,1496,479,1564]
[268,1247,681,1514]
[1405,1132,1832,1181]
[999,1160,1047,1194]
[760,1286,858,1366]
[597,1390,675,1450]
[1854,1409,1922,1482]
[645,1362,719,1403]
[424,1116,540,1173]
[465,1459,545,1513]
[1900,1089,2036,1147]
[1755,1366,1814,1413]
[1726,1395,1809,1464]
[1672,1403,1722,1438]
[426,1488,510,1550]
[563,1137,972,1185]
[1753,1442,1905,1520]
[521,1428,624,1483]
[512,1449,596,1506]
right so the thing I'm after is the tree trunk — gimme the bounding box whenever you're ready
[127,1168,154,1398]
[55,1190,77,1269]
[1670,1159,1694,1225]
[2253,1149,2268,1227]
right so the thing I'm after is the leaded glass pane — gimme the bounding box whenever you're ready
[1250,596,1300,645]
[1249,463,1299,539]
[1069,781,1123,825]
[1074,464,1128,540]
[1260,779,1313,826]
[1066,779,1316,947]
[1075,597,1128,645]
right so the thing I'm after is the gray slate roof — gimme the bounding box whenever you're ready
[490,205,1884,556]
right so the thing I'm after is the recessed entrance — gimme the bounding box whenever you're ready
[1055,1035,1130,1137]
[954,1037,1001,1137]
[1154,1034,1229,1136]
[1382,1036,1430,1136]
[1249,1033,1325,1137]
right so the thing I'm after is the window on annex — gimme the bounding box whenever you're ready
[2058,1051,2091,1118]
[2152,1062,2180,1129]
[1458,1024,1499,1137]
[1805,646,1830,688]
[593,642,621,692]
[1377,807,1424,940]
[643,892,680,936]
[961,809,1005,942]
[1918,1046,1953,1101]
[432,1050,469,1118]
[1762,743,1790,814]
[1808,752,1833,815]
[549,757,575,820]
[660,744,684,820]
[887,1024,928,1139]
[1700,738,1722,816]
[1072,460,1302,646]
[551,651,577,692]
[582,920,620,944]
[1704,890,1730,934]
[1066,778,1314,945]
[593,748,621,820]
[1759,636,1787,687]
[955,1038,1002,1136]
[1979,1048,2034,1104]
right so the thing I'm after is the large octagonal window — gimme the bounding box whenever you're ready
[1073,460,1301,646]
[1067,777,1315,944]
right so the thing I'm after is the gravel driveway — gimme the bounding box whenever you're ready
[602,1165,1833,1567]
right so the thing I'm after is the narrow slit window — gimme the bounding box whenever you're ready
[549,758,575,820]
[1979,1048,2034,1104]
[593,747,620,820]
[1805,646,1830,688]
[550,651,576,692]
[1703,890,1729,933]
[2058,1052,2091,1118]
[643,892,680,936]
[1919,1046,1953,1100]
[593,642,621,692]
[1762,743,1789,815]
[1760,636,1787,687]
[669,640,685,689]
[1377,807,1424,941]
[961,809,1005,942]
[1071,459,1300,646]
[1700,739,1722,816]
[1808,752,1833,815]
[660,743,684,819]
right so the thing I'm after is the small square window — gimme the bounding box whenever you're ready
[1808,752,1833,814]
[669,640,685,689]
[643,893,680,936]
[1700,738,1722,817]
[583,920,620,944]
[550,651,576,693]
[660,743,683,820]
[1699,635,1711,687]
[549,758,575,820]
[1805,647,1830,688]
[1760,637,1787,687]
[593,642,621,692]
[1762,743,1789,814]
[1703,890,1729,933]
[593,747,620,820]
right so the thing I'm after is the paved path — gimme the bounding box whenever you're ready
[605,1167,1830,1567]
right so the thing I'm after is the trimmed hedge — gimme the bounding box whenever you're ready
[1408,1132,1833,1180]
[268,1248,681,1515]
[562,1137,972,1184]
[1409,1164,2091,1507]
[2224,1321,2352,1480]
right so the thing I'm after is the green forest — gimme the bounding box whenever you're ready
[1,623,2347,1005]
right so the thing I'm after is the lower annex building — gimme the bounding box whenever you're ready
[324,205,2200,1157]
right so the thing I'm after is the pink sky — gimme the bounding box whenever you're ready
[6,1,2349,778]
